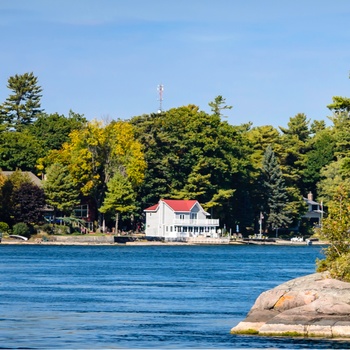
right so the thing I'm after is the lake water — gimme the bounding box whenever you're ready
[1,244,350,349]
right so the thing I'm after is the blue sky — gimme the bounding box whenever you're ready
[1,0,350,128]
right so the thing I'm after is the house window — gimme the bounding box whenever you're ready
[200,227,204,233]
[73,204,88,218]
[194,227,198,233]
[190,213,197,220]
[183,227,187,232]
[170,226,173,232]
[178,214,185,220]
[166,226,168,232]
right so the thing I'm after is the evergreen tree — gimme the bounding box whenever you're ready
[208,95,232,118]
[43,163,80,220]
[260,145,292,233]
[0,72,43,131]
[279,113,310,221]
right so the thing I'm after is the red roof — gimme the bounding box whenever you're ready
[144,199,198,212]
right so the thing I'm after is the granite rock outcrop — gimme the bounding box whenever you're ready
[231,272,350,338]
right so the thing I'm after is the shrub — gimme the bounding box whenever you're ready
[316,185,350,282]
[326,253,350,282]
[36,223,54,235]
[12,222,31,238]
[0,222,9,234]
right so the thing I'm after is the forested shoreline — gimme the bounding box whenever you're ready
[0,72,349,239]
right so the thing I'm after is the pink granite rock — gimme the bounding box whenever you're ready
[231,272,350,338]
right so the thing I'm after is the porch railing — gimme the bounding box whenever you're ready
[173,219,219,226]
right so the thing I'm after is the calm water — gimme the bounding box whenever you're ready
[1,244,349,349]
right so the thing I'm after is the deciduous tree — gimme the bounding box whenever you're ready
[29,110,87,152]
[0,130,43,172]
[42,120,146,226]
[13,182,45,224]
[99,171,136,232]
[317,185,350,282]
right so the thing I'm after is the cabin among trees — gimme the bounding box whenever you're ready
[302,192,323,227]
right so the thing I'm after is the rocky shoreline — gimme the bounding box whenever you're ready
[231,272,350,339]
[0,235,328,246]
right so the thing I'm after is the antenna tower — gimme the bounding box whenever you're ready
[157,84,164,113]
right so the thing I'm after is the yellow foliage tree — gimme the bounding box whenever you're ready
[39,119,146,225]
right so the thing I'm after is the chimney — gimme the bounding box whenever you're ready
[307,192,313,201]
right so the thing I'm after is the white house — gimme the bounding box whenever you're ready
[144,199,220,240]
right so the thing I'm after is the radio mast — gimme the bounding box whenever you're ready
[157,84,164,113]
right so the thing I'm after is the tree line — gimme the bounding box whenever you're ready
[1,72,349,238]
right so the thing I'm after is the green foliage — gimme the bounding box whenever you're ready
[40,119,146,226]
[317,160,350,203]
[99,171,136,232]
[0,170,30,225]
[247,125,281,172]
[327,96,350,117]
[303,128,336,196]
[316,185,350,281]
[230,329,259,335]
[0,72,43,131]
[12,222,30,238]
[208,95,232,118]
[100,171,136,214]
[29,111,87,152]
[259,145,292,231]
[43,163,80,217]
[0,130,44,172]
[279,113,310,189]
[0,222,9,234]
[131,105,253,229]
[2,71,350,239]
[37,223,54,235]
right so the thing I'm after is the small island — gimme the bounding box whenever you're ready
[232,186,350,339]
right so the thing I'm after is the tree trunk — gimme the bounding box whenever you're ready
[115,212,119,234]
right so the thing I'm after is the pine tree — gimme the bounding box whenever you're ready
[0,72,43,130]
[43,163,80,220]
[260,145,292,232]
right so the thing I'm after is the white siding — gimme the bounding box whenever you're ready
[145,200,220,240]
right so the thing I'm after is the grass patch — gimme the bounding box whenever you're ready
[231,329,259,335]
